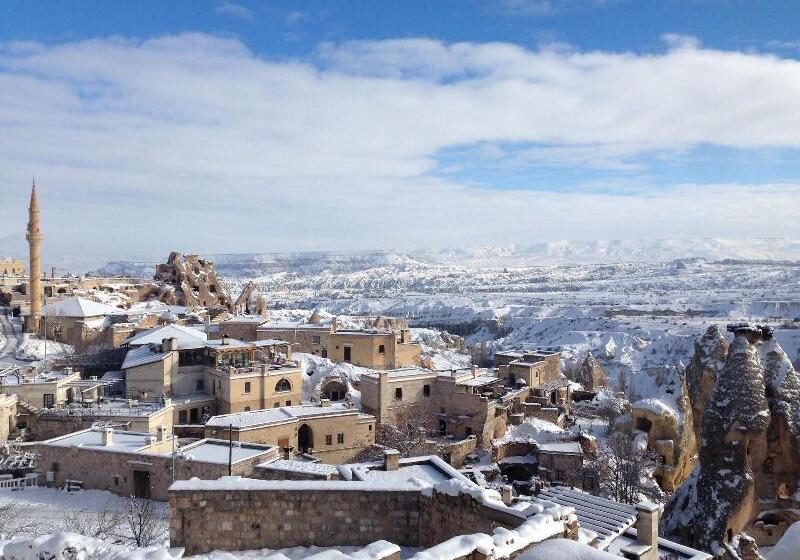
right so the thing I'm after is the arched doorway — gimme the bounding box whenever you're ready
[322,380,347,401]
[298,424,314,453]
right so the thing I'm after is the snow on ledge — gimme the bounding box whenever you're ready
[169,476,426,492]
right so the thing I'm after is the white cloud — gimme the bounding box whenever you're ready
[215,1,255,21]
[0,33,799,261]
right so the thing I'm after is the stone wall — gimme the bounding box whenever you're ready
[169,482,532,556]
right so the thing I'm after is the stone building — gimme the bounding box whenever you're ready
[0,367,88,410]
[329,327,420,369]
[39,296,121,349]
[0,393,18,443]
[494,349,562,388]
[360,366,528,447]
[148,252,234,312]
[34,427,277,500]
[121,324,302,424]
[204,401,376,464]
[0,259,24,277]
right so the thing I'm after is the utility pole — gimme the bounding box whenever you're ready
[171,431,176,483]
[228,423,233,476]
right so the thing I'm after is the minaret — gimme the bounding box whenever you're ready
[25,181,43,333]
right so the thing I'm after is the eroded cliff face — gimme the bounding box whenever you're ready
[578,352,610,392]
[664,328,800,554]
[148,252,234,312]
[685,325,729,446]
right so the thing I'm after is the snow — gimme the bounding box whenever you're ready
[42,428,157,452]
[295,352,372,403]
[768,521,800,560]
[1,533,175,560]
[631,398,677,418]
[205,402,363,429]
[122,344,171,369]
[175,440,275,465]
[42,297,121,318]
[169,476,422,493]
[498,417,567,445]
[14,334,73,362]
[518,538,622,560]
[126,325,208,348]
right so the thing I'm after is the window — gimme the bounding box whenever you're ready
[378,344,385,355]
[337,433,344,444]
[325,434,332,446]
[113,475,120,486]
[43,393,54,408]
[273,403,280,408]
[244,406,251,412]
[196,379,204,392]
[275,378,292,392]
[322,349,328,358]
[51,462,60,472]
[423,384,431,397]
[286,400,291,406]
[465,427,472,437]
[369,424,373,431]
[395,387,402,400]
[178,410,188,424]
[244,381,251,394]
[312,335,321,344]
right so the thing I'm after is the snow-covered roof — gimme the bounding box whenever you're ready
[537,441,583,454]
[206,402,370,429]
[257,459,340,476]
[42,297,120,318]
[121,345,170,370]
[258,320,330,330]
[174,439,275,465]
[126,324,208,347]
[40,428,159,452]
[361,367,436,381]
[536,487,636,550]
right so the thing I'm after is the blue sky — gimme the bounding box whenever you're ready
[0,1,799,265]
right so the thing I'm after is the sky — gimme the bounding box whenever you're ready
[1,0,799,268]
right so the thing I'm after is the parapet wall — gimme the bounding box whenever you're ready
[169,480,531,556]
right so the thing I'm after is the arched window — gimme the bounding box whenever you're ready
[275,378,292,393]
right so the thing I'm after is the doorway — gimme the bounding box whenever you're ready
[133,470,151,499]
[343,346,352,363]
[298,424,314,453]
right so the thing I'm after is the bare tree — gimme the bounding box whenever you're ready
[123,497,167,547]
[355,403,442,461]
[589,429,662,504]
[0,500,44,538]
[61,505,125,541]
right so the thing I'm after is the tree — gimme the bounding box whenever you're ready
[589,429,662,504]
[354,403,443,461]
[0,500,44,539]
[61,505,125,541]
[123,497,167,547]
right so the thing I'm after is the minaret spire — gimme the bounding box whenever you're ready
[25,180,43,333]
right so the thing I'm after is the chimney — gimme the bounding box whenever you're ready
[320,398,331,407]
[221,334,229,346]
[283,445,294,460]
[472,365,478,378]
[157,425,168,442]
[51,266,56,278]
[101,428,114,446]
[384,448,400,471]
[285,343,292,361]
[146,435,157,446]
[205,315,211,336]
[621,502,659,560]
[162,337,177,352]
[501,485,513,505]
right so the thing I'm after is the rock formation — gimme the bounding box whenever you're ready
[578,352,609,391]
[685,325,729,447]
[149,252,234,312]
[663,325,800,553]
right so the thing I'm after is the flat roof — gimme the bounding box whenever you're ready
[538,441,583,454]
[41,428,158,452]
[176,439,275,465]
[361,367,435,381]
[257,459,339,476]
[206,402,371,429]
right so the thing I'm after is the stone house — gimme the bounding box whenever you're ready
[328,327,420,369]
[34,426,277,500]
[360,366,514,447]
[204,401,376,464]
[494,349,562,388]
[121,324,302,424]
[0,259,24,277]
[40,296,122,349]
[0,393,17,443]
[0,367,90,410]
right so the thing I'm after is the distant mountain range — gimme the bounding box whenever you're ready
[94,238,800,278]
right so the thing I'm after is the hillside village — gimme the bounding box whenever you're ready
[1,187,798,560]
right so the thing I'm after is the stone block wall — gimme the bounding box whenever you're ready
[169,483,533,556]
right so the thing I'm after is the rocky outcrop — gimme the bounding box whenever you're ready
[150,252,234,312]
[578,352,609,391]
[685,325,729,446]
[664,326,800,553]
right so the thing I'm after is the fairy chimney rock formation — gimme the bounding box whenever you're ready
[685,324,729,445]
[153,252,234,312]
[578,352,610,391]
[664,325,800,552]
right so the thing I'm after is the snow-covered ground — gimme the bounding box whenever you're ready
[14,333,74,362]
